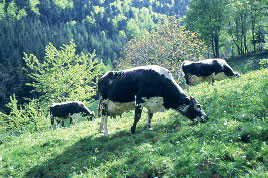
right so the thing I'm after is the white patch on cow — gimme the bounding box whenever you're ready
[53,113,81,122]
[142,97,166,113]
[104,97,167,115]
[123,65,175,82]
[178,104,189,113]
[193,103,201,112]
[108,79,113,85]
[51,101,83,107]
[189,73,215,85]
[72,113,82,119]
[214,72,228,81]
[104,99,136,114]
[55,117,69,121]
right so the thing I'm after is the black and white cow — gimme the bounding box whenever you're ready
[50,101,95,128]
[181,59,240,91]
[97,65,208,136]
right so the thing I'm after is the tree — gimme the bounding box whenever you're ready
[115,16,207,80]
[24,40,103,106]
[185,0,229,58]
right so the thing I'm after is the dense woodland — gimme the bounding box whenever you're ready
[0,0,267,113]
[0,0,189,111]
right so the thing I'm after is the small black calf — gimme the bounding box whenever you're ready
[50,101,94,128]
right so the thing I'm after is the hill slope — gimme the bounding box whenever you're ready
[1,68,268,177]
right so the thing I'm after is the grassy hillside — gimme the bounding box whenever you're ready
[227,53,268,74]
[1,68,268,177]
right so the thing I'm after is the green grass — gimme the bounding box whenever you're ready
[1,68,268,177]
[227,53,268,74]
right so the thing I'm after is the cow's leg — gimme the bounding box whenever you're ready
[211,78,215,85]
[51,116,55,130]
[99,117,104,132]
[61,120,65,127]
[186,85,190,93]
[103,115,109,136]
[185,75,191,93]
[211,73,215,86]
[147,112,154,131]
[70,116,73,125]
[130,98,144,134]
[99,103,109,136]
[56,120,61,129]
[208,79,212,86]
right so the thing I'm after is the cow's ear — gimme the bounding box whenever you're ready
[189,96,197,105]
[183,97,190,105]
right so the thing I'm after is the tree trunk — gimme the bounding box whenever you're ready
[214,35,219,58]
[211,36,216,57]
[241,19,244,54]
[235,19,241,55]
[244,34,248,54]
[251,15,256,52]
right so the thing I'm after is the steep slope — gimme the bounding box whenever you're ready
[1,68,268,177]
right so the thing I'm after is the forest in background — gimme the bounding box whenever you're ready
[0,0,267,113]
[0,0,189,112]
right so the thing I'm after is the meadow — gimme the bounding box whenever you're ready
[1,58,268,177]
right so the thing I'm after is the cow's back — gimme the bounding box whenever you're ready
[182,59,224,77]
[98,65,187,109]
[50,102,79,118]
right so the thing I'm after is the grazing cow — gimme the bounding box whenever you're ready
[97,65,208,136]
[50,101,95,128]
[181,59,240,91]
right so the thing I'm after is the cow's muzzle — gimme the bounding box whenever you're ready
[200,114,208,123]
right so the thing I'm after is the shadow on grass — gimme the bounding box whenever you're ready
[23,116,187,177]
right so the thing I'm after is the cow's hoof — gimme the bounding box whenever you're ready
[147,127,153,131]
[130,127,136,134]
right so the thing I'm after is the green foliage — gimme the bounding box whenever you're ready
[116,16,207,79]
[24,40,102,105]
[260,58,268,69]
[1,68,268,177]
[185,0,268,57]
[0,95,47,134]
[0,0,187,68]
[184,0,230,58]
[6,1,17,20]
[0,2,5,21]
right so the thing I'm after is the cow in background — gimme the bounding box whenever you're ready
[50,101,95,129]
[181,59,240,91]
[98,65,208,136]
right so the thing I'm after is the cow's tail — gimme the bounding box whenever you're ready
[97,96,103,118]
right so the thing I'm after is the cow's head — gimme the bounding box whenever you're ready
[180,96,208,123]
[79,103,95,121]
[88,111,95,121]
[234,71,240,78]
